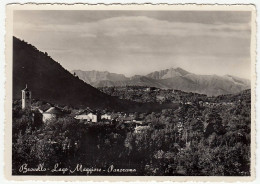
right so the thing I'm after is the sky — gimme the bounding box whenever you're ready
[13,10,252,79]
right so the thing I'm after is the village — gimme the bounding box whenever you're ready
[13,84,251,176]
[20,84,238,138]
[21,85,157,134]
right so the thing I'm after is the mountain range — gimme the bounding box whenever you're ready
[72,68,250,96]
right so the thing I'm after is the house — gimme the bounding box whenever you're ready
[156,95,166,103]
[145,88,150,92]
[87,112,101,122]
[101,112,112,120]
[122,116,134,123]
[74,109,101,123]
[132,119,144,125]
[74,110,91,121]
[74,108,94,119]
[144,87,157,92]
[185,102,192,105]
[42,107,64,123]
[134,125,150,133]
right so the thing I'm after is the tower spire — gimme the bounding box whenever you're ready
[22,84,31,110]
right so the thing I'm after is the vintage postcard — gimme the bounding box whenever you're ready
[5,4,256,182]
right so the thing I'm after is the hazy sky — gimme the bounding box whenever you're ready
[14,10,252,79]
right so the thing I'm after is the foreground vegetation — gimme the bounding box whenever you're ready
[12,89,251,176]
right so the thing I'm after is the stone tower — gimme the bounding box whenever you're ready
[22,84,31,110]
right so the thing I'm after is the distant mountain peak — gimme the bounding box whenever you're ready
[174,67,191,76]
[146,67,190,80]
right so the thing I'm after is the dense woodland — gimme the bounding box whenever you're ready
[12,89,251,176]
[99,86,208,103]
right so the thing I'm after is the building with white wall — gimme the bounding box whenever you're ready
[42,107,64,123]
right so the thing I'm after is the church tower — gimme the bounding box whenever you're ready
[22,84,31,110]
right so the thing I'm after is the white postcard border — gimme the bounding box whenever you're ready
[4,4,257,182]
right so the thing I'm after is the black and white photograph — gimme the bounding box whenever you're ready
[4,4,256,180]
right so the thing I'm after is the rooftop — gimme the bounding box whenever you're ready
[22,84,30,91]
[44,107,64,114]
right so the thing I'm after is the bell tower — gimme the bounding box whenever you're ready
[22,84,31,110]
